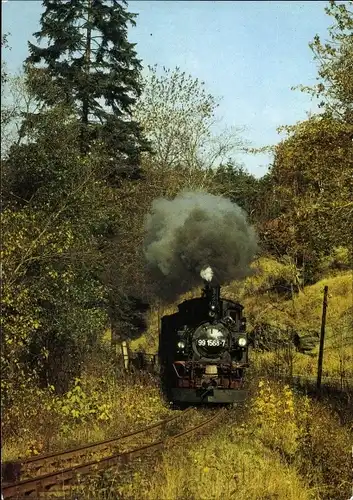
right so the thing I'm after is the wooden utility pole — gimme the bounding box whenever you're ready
[316,286,329,395]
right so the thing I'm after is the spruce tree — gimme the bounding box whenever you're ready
[25,0,149,180]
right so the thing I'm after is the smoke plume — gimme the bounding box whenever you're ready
[200,266,213,282]
[143,191,258,300]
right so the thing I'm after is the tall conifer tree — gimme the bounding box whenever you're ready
[25,0,149,180]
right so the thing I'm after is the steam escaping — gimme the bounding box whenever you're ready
[143,191,258,300]
[200,266,214,282]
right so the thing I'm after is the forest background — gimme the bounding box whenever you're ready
[1,0,352,434]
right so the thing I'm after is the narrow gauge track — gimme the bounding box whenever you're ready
[2,407,223,499]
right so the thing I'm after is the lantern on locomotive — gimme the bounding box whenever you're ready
[158,267,249,404]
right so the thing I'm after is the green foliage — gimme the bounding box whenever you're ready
[25,0,150,176]
[1,35,10,85]
[1,1,155,401]
[4,104,80,204]
[1,199,109,396]
[55,378,113,423]
[2,350,169,459]
[134,65,244,172]
[295,0,353,123]
[257,2,353,269]
[250,380,352,499]
[213,161,263,219]
[0,39,23,156]
[2,76,113,398]
[262,116,353,276]
[318,245,351,274]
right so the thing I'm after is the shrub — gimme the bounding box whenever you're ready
[250,379,352,500]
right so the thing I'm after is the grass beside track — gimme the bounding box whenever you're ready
[3,264,352,499]
[58,379,352,500]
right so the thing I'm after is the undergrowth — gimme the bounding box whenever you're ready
[67,379,352,500]
[3,257,352,499]
[2,347,170,461]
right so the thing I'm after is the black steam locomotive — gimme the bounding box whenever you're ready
[159,283,249,404]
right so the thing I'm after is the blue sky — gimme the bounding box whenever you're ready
[2,1,332,177]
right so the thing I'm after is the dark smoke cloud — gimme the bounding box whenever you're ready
[143,191,258,301]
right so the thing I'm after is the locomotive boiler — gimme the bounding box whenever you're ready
[159,275,249,405]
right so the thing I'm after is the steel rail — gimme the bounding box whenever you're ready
[2,409,222,499]
[2,407,193,481]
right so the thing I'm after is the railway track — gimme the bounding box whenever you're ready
[2,407,223,499]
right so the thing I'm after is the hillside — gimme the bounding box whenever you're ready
[131,258,352,380]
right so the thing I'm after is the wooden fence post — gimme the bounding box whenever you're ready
[316,286,329,395]
[121,341,129,371]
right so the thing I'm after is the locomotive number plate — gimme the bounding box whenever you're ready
[197,339,226,347]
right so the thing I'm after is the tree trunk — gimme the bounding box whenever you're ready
[81,0,92,155]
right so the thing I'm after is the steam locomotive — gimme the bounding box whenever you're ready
[159,280,249,405]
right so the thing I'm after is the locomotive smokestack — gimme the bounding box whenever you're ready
[202,282,221,319]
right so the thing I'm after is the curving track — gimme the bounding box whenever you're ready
[2,407,223,499]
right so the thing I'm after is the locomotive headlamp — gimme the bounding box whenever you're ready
[177,341,185,349]
[238,337,247,347]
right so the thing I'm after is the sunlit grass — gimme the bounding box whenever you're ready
[3,259,352,499]
[2,352,170,462]
[67,380,352,500]
[143,432,315,500]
